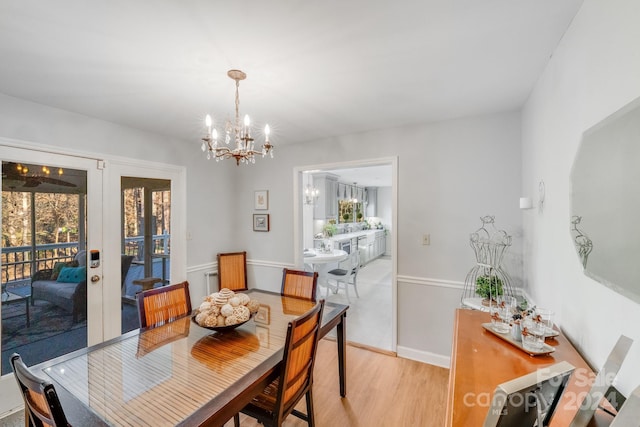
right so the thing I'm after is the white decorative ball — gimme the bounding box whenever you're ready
[237,293,250,306]
[233,305,250,322]
[225,315,239,326]
[203,314,218,327]
[220,303,234,317]
[195,311,208,325]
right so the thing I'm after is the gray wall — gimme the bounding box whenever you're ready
[0,86,522,365]
[233,111,523,359]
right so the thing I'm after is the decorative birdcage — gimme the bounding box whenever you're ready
[461,215,515,309]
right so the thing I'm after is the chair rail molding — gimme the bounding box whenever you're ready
[397,275,465,290]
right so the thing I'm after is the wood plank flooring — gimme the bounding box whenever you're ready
[225,339,450,427]
[1,339,449,427]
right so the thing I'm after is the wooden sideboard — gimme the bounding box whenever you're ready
[445,308,615,426]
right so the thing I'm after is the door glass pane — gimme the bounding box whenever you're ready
[121,178,171,334]
[1,161,87,375]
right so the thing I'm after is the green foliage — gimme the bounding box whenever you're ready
[323,223,337,237]
[475,275,504,299]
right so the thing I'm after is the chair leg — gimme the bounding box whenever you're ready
[306,388,315,427]
[352,276,359,298]
[233,413,240,427]
[342,279,350,303]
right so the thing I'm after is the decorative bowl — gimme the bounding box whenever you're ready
[191,311,253,332]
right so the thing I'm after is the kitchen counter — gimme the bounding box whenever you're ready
[324,229,384,243]
[314,229,386,266]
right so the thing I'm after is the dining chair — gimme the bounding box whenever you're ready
[137,280,192,329]
[10,353,71,427]
[325,249,360,302]
[217,251,248,292]
[281,268,318,301]
[234,300,325,427]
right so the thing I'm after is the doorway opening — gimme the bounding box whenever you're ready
[296,158,397,352]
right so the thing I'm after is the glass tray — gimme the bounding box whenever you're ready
[482,323,556,356]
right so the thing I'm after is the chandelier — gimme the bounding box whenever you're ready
[201,69,274,165]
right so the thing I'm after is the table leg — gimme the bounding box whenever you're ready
[337,313,347,397]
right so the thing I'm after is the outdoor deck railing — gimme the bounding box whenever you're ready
[1,234,170,289]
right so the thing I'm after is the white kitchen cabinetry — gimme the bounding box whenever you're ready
[365,187,377,217]
[355,230,386,267]
[374,231,386,259]
[313,173,339,220]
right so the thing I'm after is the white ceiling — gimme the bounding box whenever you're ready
[0,1,583,146]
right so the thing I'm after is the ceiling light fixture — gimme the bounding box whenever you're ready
[201,69,274,166]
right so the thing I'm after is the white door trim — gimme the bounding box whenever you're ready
[292,156,398,352]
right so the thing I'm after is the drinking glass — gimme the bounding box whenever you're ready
[490,298,512,333]
[535,307,555,333]
[521,318,546,352]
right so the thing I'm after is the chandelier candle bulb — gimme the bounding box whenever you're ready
[264,124,270,142]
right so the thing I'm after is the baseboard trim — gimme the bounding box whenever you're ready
[397,345,450,369]
[322,336,397,357]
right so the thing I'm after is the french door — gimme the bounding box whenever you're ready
[0,144,105,412]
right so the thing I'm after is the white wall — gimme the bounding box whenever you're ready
[522,0,640,395]
[234,111,522,359]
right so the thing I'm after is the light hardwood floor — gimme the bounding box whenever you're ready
[226,339,450,426]
[1,340,449,427]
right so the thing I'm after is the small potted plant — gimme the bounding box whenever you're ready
[323,223,337,237]
[475,275,504,305]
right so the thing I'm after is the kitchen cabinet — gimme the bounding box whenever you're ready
[374,231,386,259]
[365,187,377,217]
[313,173,339,220]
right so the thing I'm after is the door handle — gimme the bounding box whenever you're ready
[90,275,100,283]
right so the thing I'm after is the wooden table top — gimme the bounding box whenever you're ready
[36,290,347,427]
[446,308,613,427]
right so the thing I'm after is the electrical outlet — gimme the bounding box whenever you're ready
[422,234,430,245]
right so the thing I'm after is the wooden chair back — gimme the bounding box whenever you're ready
[217,251,248,291]
[10,353,70,427]
[234,301,324,427]
[137,281,192,329]
[276,301,324,422]
[281,268,318,301]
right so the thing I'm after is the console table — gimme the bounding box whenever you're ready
[446,308,615,426]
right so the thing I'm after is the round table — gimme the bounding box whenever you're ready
[303,249,348,293]
[303,249,348,268]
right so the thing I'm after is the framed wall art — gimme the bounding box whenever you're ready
[254,190,269,210]
[253,214,270,232]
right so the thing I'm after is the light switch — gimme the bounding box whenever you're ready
[423,234,430,245]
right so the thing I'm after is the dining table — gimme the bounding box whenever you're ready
[33,289,349,427]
